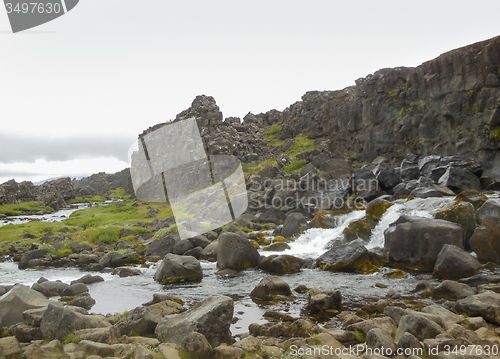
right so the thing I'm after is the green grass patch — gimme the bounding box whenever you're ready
[0,201,52,216]
[63,333,81,345]
[490,127,500,141]
[264,123,282,141]
[282,159,306,174]
[66,196,107,205]
[354,328,365,342]
[65,201,172,228]
[0,221,77,245]
[153,224,178,239]
[242,158,278,175]
[389,89,399,98]
[110,187,131,199]
[269,140,285,147]
[90,226,121,244]
[286,136,318,158]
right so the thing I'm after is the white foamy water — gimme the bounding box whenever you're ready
[263,210,366,258]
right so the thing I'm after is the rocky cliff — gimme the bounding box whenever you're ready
[271,36,500,174]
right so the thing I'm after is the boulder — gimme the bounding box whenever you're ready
[469,217,500,263]
[249,276,292,301]
[0,285,52,327]
[454,290,500,325]
[188,235,211,249]
[397,332,422,354]
[376,167,401,192]
[400,153,420,182]
[155,296,233,347]
[477,199,500,224]
[395,314,444,341]
[366,328,396,353]
[18,248,50,269]
[98,250,140,268]
[70,274,104,285]
[217,232,259,271]
[433,244,482,280]
[144,236,177,260]
[0,336,22,359]
[67,293,96,310]
[281,213,307,238]
[258,254,304,274]
[173,239,195,255]
[200,241,219,261]
[308,288,341,314]
[434,201,475,249]
[181,332,213,359]
[352,168,382,201]
[10,323,42,342]
[60,283,89,297]
[153,254,203,284]
[40,303,111,341]
[76,340,115,357]
[432,280,476,301]
[384,217,463,271]
[114,306,162,336]
[316,240,377,273]
[438,166,481,192]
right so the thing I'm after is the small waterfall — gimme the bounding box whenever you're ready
[278,196,458,258]
[265,210,366,258]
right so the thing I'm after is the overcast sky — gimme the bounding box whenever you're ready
[1,0,500,184]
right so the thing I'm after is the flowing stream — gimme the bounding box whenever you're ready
[0,198,458,335]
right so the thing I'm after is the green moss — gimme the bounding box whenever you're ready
[354,328,365,342]
[179,348,193,359]
[286,136,319,158]
[242,159,278,175]
[311,333,321,345]
[472,103,480,114]
[90,226,121,244]
[264,123,283,141]
[282,159,306,174]
[403,78,411,91]
[489,127,500,141]
[366,202,391,221]
[62,333,81,345]
[153,224,178,239]
[389,89,400,99]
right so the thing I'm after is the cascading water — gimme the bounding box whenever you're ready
[263,211,366,259]
[264,196,459,258]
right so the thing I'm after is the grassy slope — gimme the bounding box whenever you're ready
[0,200,173,250]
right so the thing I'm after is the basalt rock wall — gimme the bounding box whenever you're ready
[273,36,500,175]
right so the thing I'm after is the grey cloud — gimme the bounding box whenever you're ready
[0,133,136,164]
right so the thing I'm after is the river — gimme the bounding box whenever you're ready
[0,198,457,334]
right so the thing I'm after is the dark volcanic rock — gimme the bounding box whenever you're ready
[384,217,463,271]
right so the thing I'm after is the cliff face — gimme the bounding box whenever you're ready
[276,36,500,174]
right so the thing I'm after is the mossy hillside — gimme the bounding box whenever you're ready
[244,135,319,176]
